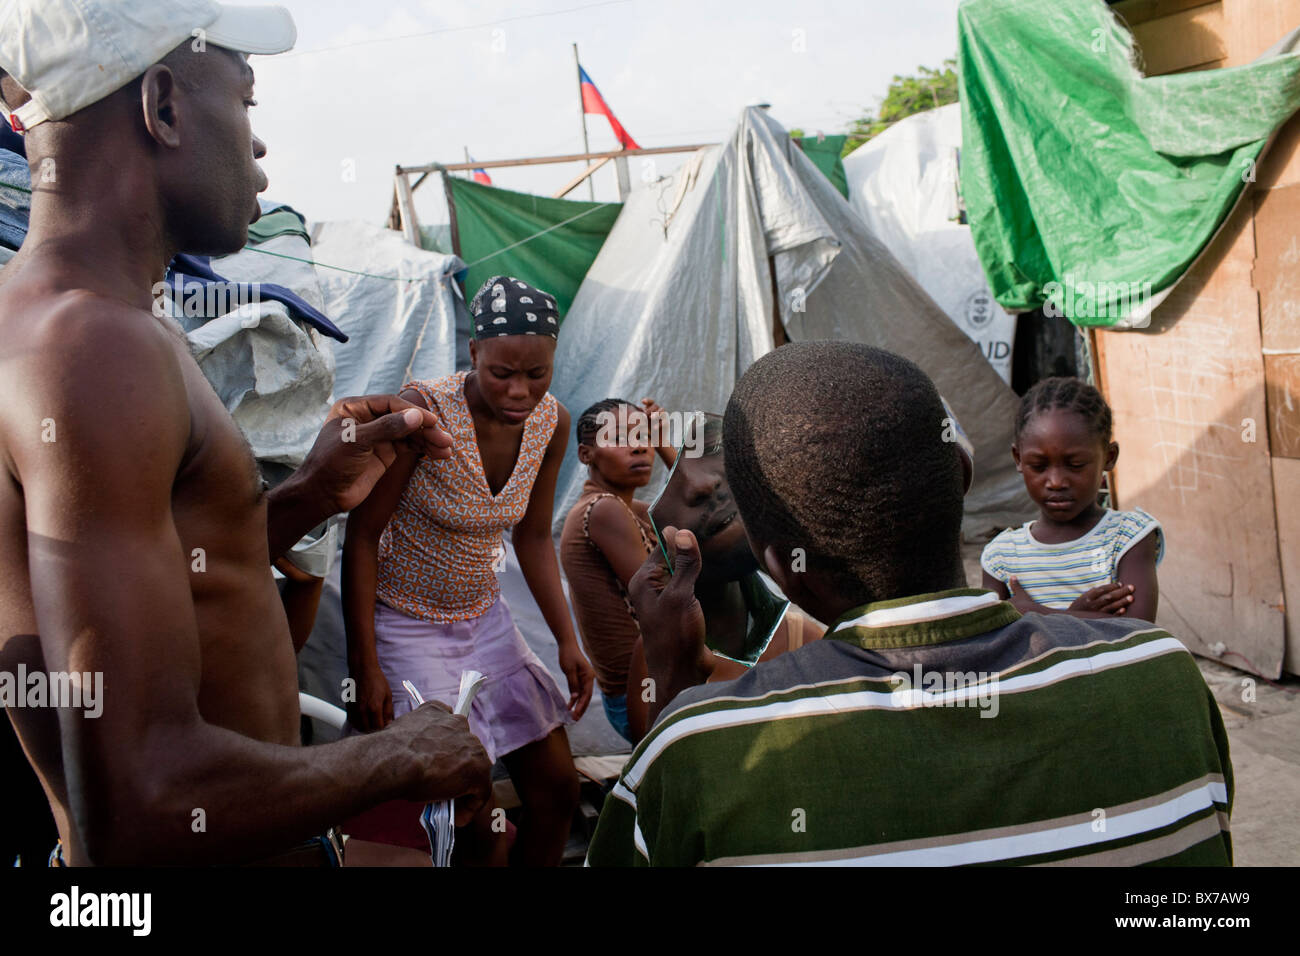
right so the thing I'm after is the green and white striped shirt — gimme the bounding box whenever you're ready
[586,588,1231,866]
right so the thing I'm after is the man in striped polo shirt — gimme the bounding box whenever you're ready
[586,342,1231,867]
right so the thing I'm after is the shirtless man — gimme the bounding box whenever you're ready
[0,1,490,865]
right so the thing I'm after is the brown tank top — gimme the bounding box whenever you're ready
[559,480,655,696]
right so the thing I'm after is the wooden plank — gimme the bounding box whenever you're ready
[1130,3,1226,75]
[553,157,610,198]
[1094,202,1286,677]
[1223,0,1300,189]
[1220,0,1300,66]
[1264,355,1300,457]
[1256,114,1300,192]
[1112,0,1219,28]
[1252,183,1300,353]
[386,185,402,232]
[1251,182,1300,458]
[393,169,421,248]
[399,143,715,176]
[1273,457,1300,673]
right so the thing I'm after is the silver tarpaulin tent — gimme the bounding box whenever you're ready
[550,106,1032,537]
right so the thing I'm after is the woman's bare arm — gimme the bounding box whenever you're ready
[513,402,595,719]
[341,388,426,731]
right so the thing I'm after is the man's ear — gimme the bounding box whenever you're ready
[761,543,816,610]
[1105,440,1119,471]
[140,64,182,148]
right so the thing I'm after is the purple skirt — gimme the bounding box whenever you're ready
[371,596,571,763]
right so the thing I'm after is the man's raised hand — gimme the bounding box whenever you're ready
[301,394,454,515]
[628,527,713,725]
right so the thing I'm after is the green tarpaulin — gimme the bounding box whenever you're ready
[794,134,850,198]
[448,178,622,320]
[959,0,1300,326]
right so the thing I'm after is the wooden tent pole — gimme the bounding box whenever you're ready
[553,157,611,198]
[393,168,422,247]
[401,143,714,178]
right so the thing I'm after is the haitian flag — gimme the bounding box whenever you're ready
[467,155,492,185]
[579,66,641,151]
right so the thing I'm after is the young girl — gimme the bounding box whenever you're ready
[559,398,675,743]
[981,377,1163,620]
[342,275,594,866]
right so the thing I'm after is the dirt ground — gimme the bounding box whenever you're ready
[960,540,1300,866]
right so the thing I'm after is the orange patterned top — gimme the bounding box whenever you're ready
[376,371,559,622]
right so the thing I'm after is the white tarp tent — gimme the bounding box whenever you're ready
[842,103,1018,384]
[551,106,1031,536]
[309,220,466,398]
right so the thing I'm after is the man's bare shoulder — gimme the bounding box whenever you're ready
[0,282,190,476]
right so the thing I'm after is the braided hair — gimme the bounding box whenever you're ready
[576,398,638,446]
[1015,377,1113,445]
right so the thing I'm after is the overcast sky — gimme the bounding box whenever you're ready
[249,0,963,226]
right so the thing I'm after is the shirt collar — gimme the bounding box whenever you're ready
[827,588,1020,650]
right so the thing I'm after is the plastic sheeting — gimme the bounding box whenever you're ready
[0,147,28,251]
[551,106,1031,537]
[182,217,336,473]
[959,0,1300,327]
[309,220,467,397]
[843,103,1016,383]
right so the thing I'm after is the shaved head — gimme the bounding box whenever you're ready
[724,342,966,609]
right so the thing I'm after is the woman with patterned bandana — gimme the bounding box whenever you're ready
[342,275,594,866]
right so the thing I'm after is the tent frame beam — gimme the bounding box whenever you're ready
[553,157,611,198]
[389,143,715,248]
[399,143,712,179]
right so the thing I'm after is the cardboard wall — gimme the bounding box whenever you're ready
[1096,0,1300,677]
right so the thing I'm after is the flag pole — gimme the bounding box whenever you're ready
[573,42,595,201]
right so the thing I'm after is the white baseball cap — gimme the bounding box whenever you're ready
[0,0,296,132]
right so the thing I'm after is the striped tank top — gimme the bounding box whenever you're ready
[980,508,1164,609]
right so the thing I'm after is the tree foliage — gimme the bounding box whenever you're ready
[841,58,958,156]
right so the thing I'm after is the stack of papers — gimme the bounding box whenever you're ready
[402,670,487,867]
